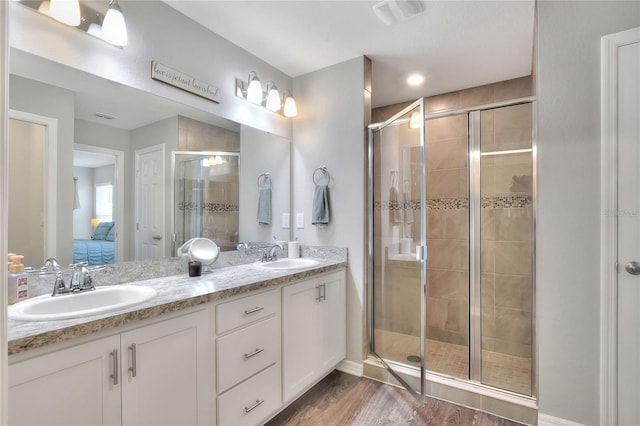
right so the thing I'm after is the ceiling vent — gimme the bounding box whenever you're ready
[94,111,117,120]
[373,0,424,25]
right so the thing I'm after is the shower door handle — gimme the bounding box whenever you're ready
[625,261,640,275]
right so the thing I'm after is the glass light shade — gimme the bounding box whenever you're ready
[409,110,422,128]
[283,95,298,117]
[38,0,51,14]
[88,14,102,38]
[246,72,263,104]
[49,0,81,26]
[265,84,281,112]
[102,0,128,46]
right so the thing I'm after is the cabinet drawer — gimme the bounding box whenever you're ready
[216,288,279,334]
[218,364,281,426]
[217,316,280,393]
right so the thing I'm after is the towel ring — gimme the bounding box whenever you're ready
[313,166,331,185]
[257,173,272,189]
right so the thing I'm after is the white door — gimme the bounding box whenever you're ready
[615,29,640,425]
[8,335,121,426]
[120,311,209,426]
[135,145,165,260]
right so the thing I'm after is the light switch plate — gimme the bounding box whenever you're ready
[282,213,290,229]
[296,213,304,229]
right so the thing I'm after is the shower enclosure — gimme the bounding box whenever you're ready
[368,97,535,399]
[172,151,240,254]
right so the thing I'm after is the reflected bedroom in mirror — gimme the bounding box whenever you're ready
[8,49,291,269]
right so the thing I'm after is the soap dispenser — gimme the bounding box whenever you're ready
[8,255,29,304]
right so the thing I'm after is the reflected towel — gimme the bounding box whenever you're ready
[390,186,403,224]
[312,184,330,225]
[257,188,272,225]
[404,188,413,224]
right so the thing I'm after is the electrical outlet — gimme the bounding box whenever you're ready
[282,213,290,229]
[296,213,304,229]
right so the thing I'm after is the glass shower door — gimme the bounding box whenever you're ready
[370,99,426,397]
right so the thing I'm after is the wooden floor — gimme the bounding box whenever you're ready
[266,371,524,426]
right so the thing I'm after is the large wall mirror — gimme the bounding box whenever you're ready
[8,49,291,268]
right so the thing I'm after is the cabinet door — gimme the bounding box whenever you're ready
[8,335,121,426]
[121,310,210,426]
[317,271,346,373]
[282,277,322,403]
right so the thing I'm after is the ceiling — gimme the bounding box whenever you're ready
[165,0,535,108]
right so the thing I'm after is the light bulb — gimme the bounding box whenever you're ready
[265,83,281,112]
[283,95,298,117]
[49,0,81,26]
[246,72,263,104]
[102,0,128,46]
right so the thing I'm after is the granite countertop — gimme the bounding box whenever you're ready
[8,257,346,356]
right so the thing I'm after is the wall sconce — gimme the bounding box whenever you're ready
[19,0,128,47]
[236,72,298,118]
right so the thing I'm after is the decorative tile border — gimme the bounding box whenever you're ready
[374,195,532,211]
[178,202,239,212]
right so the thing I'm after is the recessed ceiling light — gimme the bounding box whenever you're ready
[407,74,424,86]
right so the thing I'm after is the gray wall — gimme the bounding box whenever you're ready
[9,75,75,265]
[536,1,640,423]
[292,57,368,363]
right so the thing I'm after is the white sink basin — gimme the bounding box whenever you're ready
[254,258,321,270]
[8,285,157,321]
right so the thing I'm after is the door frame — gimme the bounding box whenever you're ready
[74,143,125,262]
[600,26,640,426]
[9,109,58,260]
[134,144,166,260]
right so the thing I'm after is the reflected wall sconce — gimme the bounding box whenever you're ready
[21,0,128,47]
[236,72,298,117]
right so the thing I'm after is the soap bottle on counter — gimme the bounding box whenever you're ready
[8,255,29,304]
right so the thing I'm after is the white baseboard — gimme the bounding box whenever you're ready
[538,413,587,426]
[336,359,363,377]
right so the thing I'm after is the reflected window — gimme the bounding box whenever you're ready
[95,183,113,222]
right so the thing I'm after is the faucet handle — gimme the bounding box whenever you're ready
[51,271,66,296]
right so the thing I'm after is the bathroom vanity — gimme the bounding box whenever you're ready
[7,256,347,426]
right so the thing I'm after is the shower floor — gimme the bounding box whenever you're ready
[374,329,532,396]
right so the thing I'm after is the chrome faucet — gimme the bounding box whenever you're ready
[262,243,284,262]
[42,257,60,272]
[51,263,95,296]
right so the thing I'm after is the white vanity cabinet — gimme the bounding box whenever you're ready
[215,288,282,426]
[282,270,346,403]
[8,309,210,426]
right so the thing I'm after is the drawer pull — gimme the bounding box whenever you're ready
[244,306,264,315]
[128,343,137,378]
[244,399,264,414]
[244,348,265,359]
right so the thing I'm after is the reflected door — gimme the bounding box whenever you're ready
[135,145,165,261]
[370,99,426,397]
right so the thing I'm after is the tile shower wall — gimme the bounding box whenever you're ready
[372,76,533,385]
[176,116,240,251]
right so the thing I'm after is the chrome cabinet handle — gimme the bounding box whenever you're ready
[315,285,321,302]
[244,306,264,315]
[626,261,640,275]
[244,399,264,414]
[110,349,118,385]
[320,283,326,301]
[128,343,137,378]
[244,348,264,359]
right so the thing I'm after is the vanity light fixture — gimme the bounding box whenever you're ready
[283,92,298,118]
[101,0,128,47]
[49,0,81,26]
[246,72,263,104]
[236,72,298,117]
